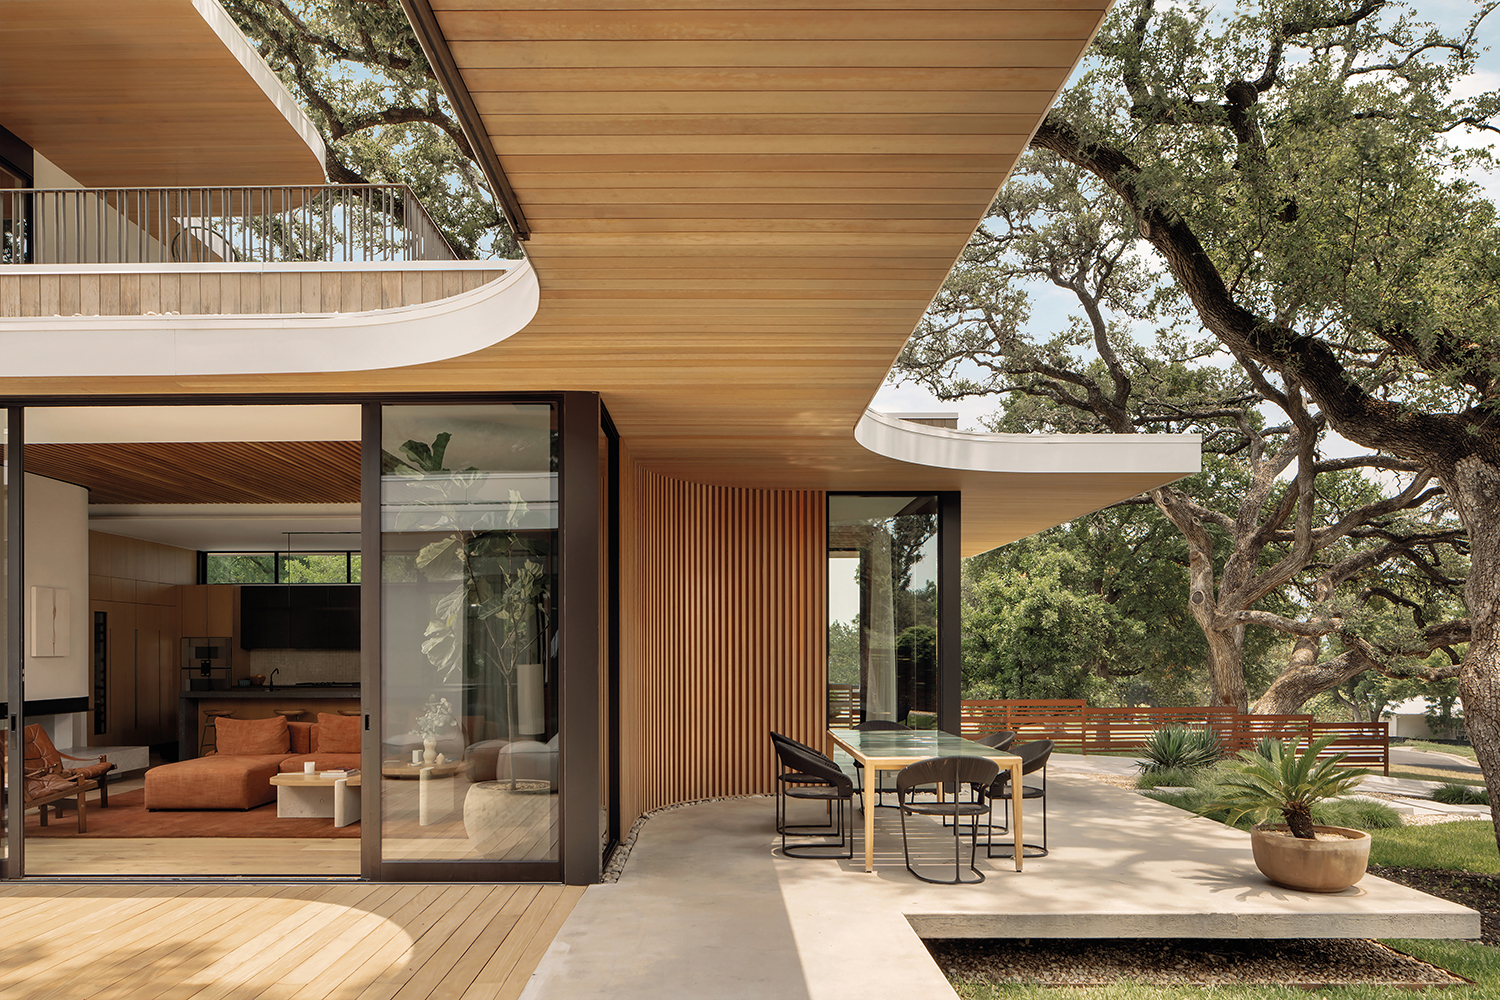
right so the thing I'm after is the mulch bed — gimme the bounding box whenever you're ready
[1372,864,1500,946]
[926,937,1468,987]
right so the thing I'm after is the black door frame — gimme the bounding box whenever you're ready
[0,392,609,884]
[3,407,24,877]
[825,490,961,736]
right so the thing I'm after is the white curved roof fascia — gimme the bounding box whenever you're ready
[855,408,1202,476]
[0,259,538,377]
[192,0,328,172]
[9,260,513,276]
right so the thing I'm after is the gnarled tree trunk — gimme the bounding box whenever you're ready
[1450,457,1500,848]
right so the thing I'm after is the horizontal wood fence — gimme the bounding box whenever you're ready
[960,699,1389,775]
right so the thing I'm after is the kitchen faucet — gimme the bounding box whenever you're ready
[269,668,280,692]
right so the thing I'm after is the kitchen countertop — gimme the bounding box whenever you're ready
[181,687,360,699]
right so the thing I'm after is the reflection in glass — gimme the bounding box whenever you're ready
[0,423,7,863]
[381,404,559,863]
[827,496,939,727]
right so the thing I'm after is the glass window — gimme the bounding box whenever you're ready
[278,552,351,584]
[828,496,940,728]
[380,403,559,864]
[204,551,360,584]
[204,553,274,584]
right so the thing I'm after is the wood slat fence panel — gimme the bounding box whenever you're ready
[1085,706,1239,752]
[959,700,1388,771]
[827,684,859,727]
[960,699,1086,752]
[1311,721,1391,775]
[1229,714,1314,753]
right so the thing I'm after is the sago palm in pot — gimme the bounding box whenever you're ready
[1207,735,1372,891]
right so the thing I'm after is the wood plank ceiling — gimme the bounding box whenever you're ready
[0,0,325,186]
[0,0,1194,553]
[24,442,360,504]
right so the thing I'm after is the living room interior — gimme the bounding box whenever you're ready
[19,402,365,876]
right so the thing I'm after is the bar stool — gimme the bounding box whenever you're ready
[337,709,361,716]
[201,710,234,754]
[273,709,306,723]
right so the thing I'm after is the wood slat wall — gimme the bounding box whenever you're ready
[0,269,504,318]
[617,446,826,821]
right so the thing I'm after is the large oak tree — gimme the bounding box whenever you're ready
[1024,0,1500,839]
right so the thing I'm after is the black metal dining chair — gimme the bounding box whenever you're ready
[850,719,909,807]
[773,739,855,859]
[770,731,841,835]
[895,755,999,884]
[977,730,1017,752]
[983,739,1053,859]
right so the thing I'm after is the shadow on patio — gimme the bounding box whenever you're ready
[522,775,1478,1000]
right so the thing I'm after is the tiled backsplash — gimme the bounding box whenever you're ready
[241,649,360,685]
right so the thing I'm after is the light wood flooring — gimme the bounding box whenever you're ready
[0,880,584,1000]
[24,836,361,876]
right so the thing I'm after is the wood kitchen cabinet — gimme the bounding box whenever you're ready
[89,599,180,746]
[180,584,239,638]
[86,532,196,748]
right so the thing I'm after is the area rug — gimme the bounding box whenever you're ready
[24,788,358,839]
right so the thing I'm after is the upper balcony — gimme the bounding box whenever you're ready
[0,184,538,376]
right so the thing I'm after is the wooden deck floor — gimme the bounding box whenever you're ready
[0,881,584,1000]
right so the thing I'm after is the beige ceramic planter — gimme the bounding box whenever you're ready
[1250,823,1371,892]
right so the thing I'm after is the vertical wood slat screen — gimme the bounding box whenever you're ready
[616,446,826,823]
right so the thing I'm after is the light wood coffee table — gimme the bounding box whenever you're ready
[269,772,361,828]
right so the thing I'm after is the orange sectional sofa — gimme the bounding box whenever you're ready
[144,715,361,811]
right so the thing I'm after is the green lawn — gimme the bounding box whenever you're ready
[1368,820,1500,873]
[950,939,1500,998]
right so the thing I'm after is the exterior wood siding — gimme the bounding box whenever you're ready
[0,269,504,317]
[617,447,826,823]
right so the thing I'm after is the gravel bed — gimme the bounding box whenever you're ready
[925,937,1468,987]
[1371,865,1500,946]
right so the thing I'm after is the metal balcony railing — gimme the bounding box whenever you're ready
[0,184,457,265]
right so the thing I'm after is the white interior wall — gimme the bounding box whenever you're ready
[23,473,90,746]
[30,151,169,264]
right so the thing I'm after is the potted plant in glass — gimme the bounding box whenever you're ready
[414,695,455,765]
[1207,735,1372,892]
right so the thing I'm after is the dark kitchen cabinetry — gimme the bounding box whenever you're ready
[239,585,360,649]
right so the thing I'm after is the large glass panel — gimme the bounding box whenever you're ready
[827,496,940,727]
[0,418,8,868]
[380,404,559,864]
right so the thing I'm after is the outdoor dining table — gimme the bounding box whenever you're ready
[827,728,1024,873]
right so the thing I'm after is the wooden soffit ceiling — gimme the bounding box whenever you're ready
[0,0,326,187]
[25,442,360,505]
[0,1,1193,552]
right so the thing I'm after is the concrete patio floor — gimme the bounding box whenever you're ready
[520,774,1479,1000]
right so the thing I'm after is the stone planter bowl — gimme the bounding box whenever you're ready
[1250,823,1371,892]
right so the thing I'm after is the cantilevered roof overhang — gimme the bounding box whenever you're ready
[0,0,1200,553]
[0,0,325,186]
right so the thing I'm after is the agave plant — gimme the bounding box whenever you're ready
[1134,726,1224,774]
[1207,736,1369,839]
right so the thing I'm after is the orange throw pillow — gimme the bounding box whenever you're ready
[316,712,361,753]
[215,715,290,755]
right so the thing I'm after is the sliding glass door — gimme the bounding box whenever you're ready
[377,402,562,878]
[2,410,16,876]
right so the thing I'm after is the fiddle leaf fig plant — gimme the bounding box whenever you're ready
[1206,736,1368,840]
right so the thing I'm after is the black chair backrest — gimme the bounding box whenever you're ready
[977,731,1016,751]
[896,755,998,794]
[1015,739,1054,775]
[854,720,909,732]
[770,731,834,763]
[776,739,852,792]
